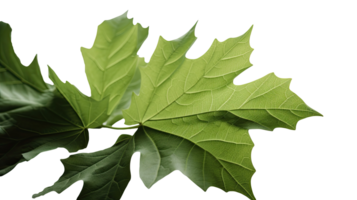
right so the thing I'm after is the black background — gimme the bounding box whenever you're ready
[0,6,327,200]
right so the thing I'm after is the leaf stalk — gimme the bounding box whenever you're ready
[101,124,140,130]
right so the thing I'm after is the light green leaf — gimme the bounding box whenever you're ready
[106,58,143,125]
[33,134,134,200]
[81,12,148,114]
[123,25,321,199]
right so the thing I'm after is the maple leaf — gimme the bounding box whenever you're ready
[120,24,321,199]
[1,11,321,200]
[0,18,119,175]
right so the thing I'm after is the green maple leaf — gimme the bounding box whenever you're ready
[1,11,321,200]
[0,17,119,175]
[120,24,321,199]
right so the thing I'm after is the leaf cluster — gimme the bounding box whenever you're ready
[0,12,321,200]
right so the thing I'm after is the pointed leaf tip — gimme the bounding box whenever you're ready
[188,18,201,30]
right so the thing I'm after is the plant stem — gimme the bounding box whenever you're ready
[101,124,140,130]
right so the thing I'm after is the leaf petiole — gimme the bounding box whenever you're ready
[101,124,140,130]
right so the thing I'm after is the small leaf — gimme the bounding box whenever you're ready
[30,134,134,200]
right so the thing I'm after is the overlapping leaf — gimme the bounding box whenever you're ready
[0,22,89,175]
[27,12,147,199]
[0,13,147,176]
[122,25,321,199]
[81,12,148,118]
